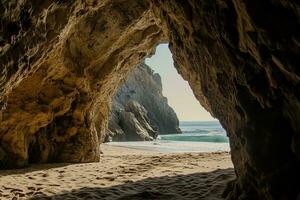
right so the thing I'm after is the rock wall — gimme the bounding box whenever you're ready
[0,0,299,199]
[150,1,300,199]
[0,0,165,168]
[106,63,181,142]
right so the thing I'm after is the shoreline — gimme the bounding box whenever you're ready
[0,144,234,200]
[105,140,231,153]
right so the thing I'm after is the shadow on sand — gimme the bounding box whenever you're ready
[29,168,235,200]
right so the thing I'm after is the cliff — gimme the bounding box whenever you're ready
[106,63,181,142]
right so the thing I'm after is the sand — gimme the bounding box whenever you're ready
[0,144,235,200]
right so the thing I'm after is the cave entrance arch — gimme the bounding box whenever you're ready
[106,43,230,149]
[0,0,299,199]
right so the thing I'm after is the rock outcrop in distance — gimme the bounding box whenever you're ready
[106,63,181,142]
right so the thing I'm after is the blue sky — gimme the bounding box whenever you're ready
[145,44,215,121]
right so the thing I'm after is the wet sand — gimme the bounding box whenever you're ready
[0,144,235,200]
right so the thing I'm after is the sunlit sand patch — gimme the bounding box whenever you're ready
[0,145,234,200]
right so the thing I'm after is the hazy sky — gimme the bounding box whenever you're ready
[145,44,216,121]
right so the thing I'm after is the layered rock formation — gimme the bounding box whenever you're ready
[107,100,157,142]
[0,0,299,199]
[106,63,181,142]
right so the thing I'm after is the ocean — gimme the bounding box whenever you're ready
[107,121,230,153]
[158,121,229,143]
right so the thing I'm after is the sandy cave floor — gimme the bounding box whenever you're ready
[0,144,235,200]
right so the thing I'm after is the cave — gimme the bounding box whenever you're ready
[0,0,299,199]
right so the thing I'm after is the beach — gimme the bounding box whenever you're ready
[0,144,234,200]
[107,140,230,153]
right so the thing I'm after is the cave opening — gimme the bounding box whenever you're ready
[100,42,234,199]
[105,43,230,153]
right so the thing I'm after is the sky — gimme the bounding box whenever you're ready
[145,44,216,121]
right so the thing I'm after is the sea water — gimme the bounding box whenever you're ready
[158,121,229,143]
[107,121,230,153]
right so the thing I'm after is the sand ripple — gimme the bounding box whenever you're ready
[0,145,234,200]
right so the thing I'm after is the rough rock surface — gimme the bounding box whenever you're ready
[0,0,299,199]
[107,99,158,142]
[119,100,157,141]
[0,0,164,169]
[106,63,181,142]
[150,1,300,199]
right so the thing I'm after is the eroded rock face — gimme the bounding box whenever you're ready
[0,0,299,199]
[0,0,165,168]
[107,99,158,142]
[150,0,300,199]
[119,100,157,141]
[106,63,181,141]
